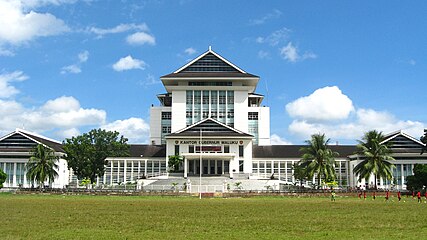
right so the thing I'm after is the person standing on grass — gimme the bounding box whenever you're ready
[424,192,427,203]
[331,190,336,202]
[358,191,362,199]
[412,191,415,200]
[385,190,390,202]
[372,191,376,200]
[417,191,421,203]
[363,191,367,200]
[397,191,401,202]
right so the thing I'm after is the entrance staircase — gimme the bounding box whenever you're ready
[142,176,284,193]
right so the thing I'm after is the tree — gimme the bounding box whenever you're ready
[292,162,308,187]
[0,169,6,189]
[353,130,395,189]
[26,144,59,189]
[168,155,183,172]
[63,129,129,184]
[406,164,427,192]
[299,133,339,189]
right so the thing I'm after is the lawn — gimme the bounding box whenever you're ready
[0,193,426,239]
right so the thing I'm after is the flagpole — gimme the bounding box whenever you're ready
[199,128,202,199]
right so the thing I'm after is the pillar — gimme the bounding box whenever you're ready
[184,157,188,178]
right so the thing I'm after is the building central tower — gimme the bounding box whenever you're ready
[150,47,270,146]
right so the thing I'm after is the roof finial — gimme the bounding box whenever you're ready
[208,46,212,51]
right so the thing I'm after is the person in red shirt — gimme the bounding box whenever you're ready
[417,191,421,203]
[397,191,401,202]
[363,191,367,200]
[424,192,427,202]
[385,190,390,201]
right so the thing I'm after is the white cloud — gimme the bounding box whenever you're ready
[256,27,291,46]
[184,47,196,55]
[60,64,81,74]
[270,134,292,145]
[0,48,15,56]
[61,50,89,74]
[288,111,425,142]
[258,50,269,59]
[78,50,89,62]
[0,0,70,46]
[55,127,80,139]
[250,9,282,25]
[126,32,155,45]
[20,0,78,8]
[138,74,160,87]
[286,86,425,142]
[286,86,354,122]
[89,23,149,37]
[41,96,80,112]
[112,55,146,71]
[280,42,317,63]
[101,117,150,143]
[0,95,106,135]
[0,71,29,98]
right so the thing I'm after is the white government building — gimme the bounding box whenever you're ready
[0,47,426,190]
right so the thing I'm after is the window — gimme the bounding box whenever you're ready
[227,91,234,104]
[227,109,234,118]
[189,145,194,153]
[239,145,244,157]
[186,91,193,104]
[219,91,226,104]
[202,91,209,104]
[194,91,201,104]
[202,111,209,118]
[186,111,192,118]
[196,146,222,153]
[224,145,230,153]
[239,160,244,172]
[161,112,171,120]
[248,112,258,120]
[174,145,180,155]
[162,126,171,133]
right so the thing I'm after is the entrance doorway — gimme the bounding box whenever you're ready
[188,159,229,175]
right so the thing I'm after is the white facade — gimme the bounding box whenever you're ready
[150,48,270,146]
[0,129,70,189]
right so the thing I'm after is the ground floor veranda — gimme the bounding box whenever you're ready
[0,157,419,191]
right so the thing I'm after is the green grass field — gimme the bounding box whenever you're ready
[1,193,426,240]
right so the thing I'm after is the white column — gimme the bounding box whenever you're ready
[131,161,134,181]
[13,163,17,187]
[229,158,234,178]
[184,158,188,178]
[144,160,147,177]
[117,161,120,183]
[110,161,114,184]
[123,160,127,183]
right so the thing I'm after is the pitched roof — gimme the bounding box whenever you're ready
[166,118,253,138]
[253,145,357,158]
[382,130,425,154]
[129,145,166,158]
[0,129,64,153]
[161,47,258,79]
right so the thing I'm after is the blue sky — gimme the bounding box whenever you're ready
[0,0,426,144]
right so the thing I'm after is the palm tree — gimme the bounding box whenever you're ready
[353,130,395,189]
[299,133,339,189]
[168,155,183,172]
[26,144,59,189]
